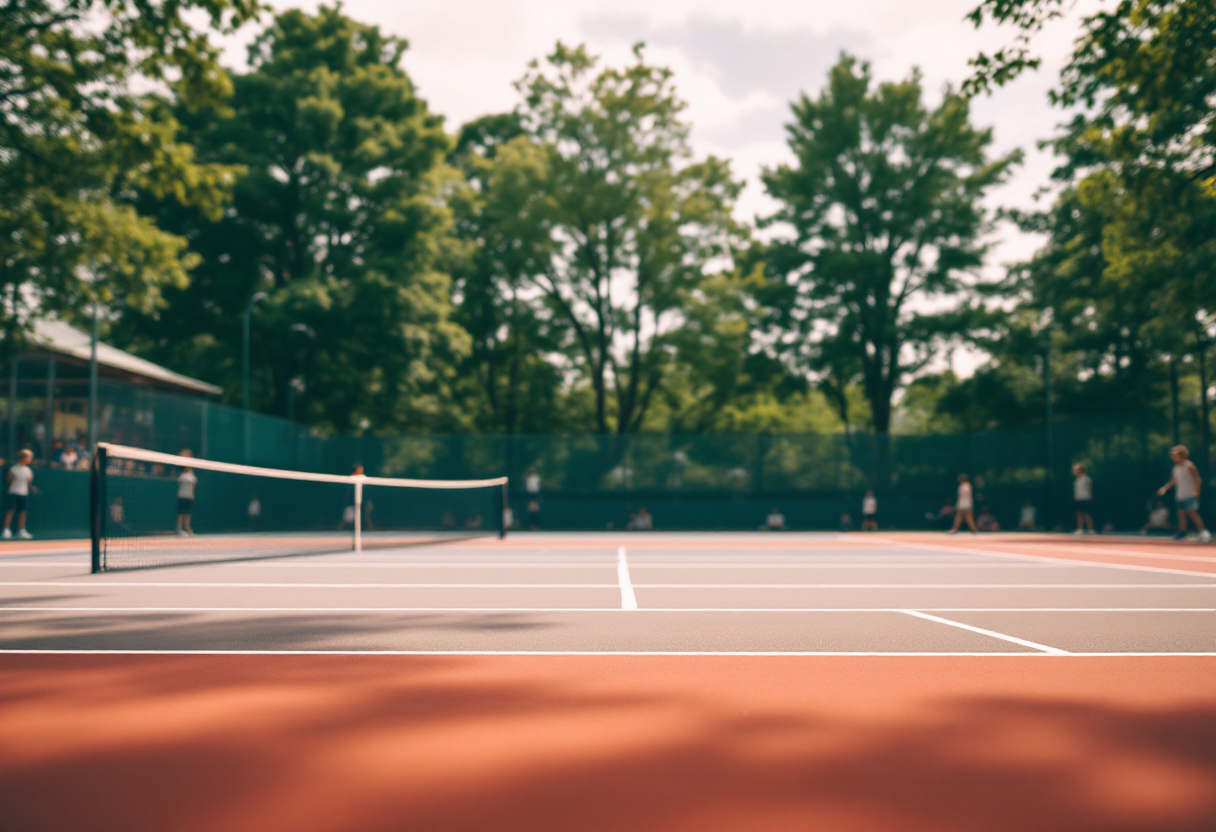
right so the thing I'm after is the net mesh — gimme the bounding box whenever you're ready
[93,444,506,572]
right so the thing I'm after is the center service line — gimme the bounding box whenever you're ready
[617,546,638,610]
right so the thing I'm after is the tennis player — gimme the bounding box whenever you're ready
[176,450,197,537]
[1072,464,1094,535]
[1158,445,1210,542]
[3,449,35,539]
[949,474,977,534]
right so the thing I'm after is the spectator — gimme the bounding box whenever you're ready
[976,506,1000,532]
[839,511,853,532]
[32,414,45,459]
[1072,463,1094,535]
[109,496,126,531]
[626,512,638,531]
[526,468,541,494]
[861,490,878,531]
[1141,500,1172,535]
[3,449,36,539]
[441,510,457,529]
[1018,502,1037,531]
[634,507,653,530]
[765,507,785,531]
[466,513,483,530]
[526,498,540,531]
[175,450,196,537]
[49,440,64,466]
[58,443,78,470]
[248,495,261,530]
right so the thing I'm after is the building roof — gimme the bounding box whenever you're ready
[29,319,223,396]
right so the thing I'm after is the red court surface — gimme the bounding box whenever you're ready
[2,532,1214,831]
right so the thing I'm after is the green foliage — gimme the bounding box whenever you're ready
[114,5,468,434]
[761,54,1019,433]
[512,43,745,434]
[0,0,256,359]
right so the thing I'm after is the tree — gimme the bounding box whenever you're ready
[0,0,256,359]
[761,54,1019,434]
[115,6,469,434]
[968,0,1215,444]
[447,114,574,433]
[513,43,743,435]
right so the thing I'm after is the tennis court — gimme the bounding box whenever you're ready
[2,532,1215,831]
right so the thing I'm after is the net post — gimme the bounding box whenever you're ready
[353,478,363,553]
[90,445,106,573]
[499,480,508,539]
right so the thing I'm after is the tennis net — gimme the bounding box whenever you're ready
[90,443,508,572]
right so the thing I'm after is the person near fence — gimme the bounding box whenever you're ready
[1158,445,1209,543]
[949,474,978,534]
[3,449,36,539]
[1141,500,1171,535]
[861,491,878,531]
[1018,501,1037,531]
[175,450,196,537]
[765,507,785,531]
[1072,464,1094,535]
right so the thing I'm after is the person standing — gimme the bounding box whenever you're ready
[861,490,878,531]
[1158,445,1210,542]
[1073,464,1094,535]
[949,474,978,534]
[175,450,197,537]
[3,449,36,539]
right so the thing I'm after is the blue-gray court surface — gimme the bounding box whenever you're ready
[2,532,1213,655]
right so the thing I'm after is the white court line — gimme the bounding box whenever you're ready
[3,649,1214,657]
[1,607,1211,613]
[901,610,1069,654]
[879,538,1216,579]
[617,547,638,610]
[4,581,1213,589]
[1002,542,1216,565]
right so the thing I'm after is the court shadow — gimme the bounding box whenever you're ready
[1,655,1214,832]
[0,610,555,651]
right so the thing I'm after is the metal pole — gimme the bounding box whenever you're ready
[241,292,267,463]
[1043,341,1054,529]
[1169,358,1181,446]
[44,356,54,462]
[87,301,99,452]
[353,479,363,552]
[500,480,508,539]
[91,445,107,573]
[242,305,251,462]
[1199,340,1211,511]
[7,357,17,461]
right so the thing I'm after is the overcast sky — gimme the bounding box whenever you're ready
[247,1,1095,373]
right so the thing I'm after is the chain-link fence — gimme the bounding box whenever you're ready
[1,374,1208,534]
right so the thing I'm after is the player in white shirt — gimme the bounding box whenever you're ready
[3,449,35,539]
[175,450,197,537]
[1072,464,1094,534]
[765,508,785,531]
[861,491,878,531]
[949,474,978,534]
[1158,445,1209,542]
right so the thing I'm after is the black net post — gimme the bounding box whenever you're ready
[90,445,107,573]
